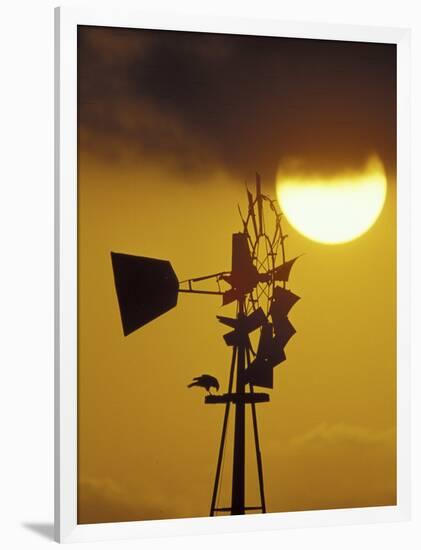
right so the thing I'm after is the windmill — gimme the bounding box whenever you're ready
[111,174,300,516]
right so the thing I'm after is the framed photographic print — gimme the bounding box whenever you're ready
[55,6,411,543]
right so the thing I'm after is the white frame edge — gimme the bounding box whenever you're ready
[54,6,411,543]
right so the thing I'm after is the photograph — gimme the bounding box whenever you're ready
[76,24,396,524]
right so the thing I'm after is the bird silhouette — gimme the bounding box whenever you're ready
[187,374,220,395]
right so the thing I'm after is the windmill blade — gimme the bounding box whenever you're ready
[217,315,238,328]
[270,286,300,316]
[244,323,286,389]
[272,256,300,282]
[245,345,286,388]
[111,252,178,336]
[255,322,274,356]
[222,307,266,346]
[272,316,296,348]
[222,288,239,306]
[270,288,297,347]
[245,287,299,388]
[257,256,300,284]
[246,359,274,389]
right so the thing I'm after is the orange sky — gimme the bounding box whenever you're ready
[77,27,396,524]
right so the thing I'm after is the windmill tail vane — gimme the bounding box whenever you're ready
[111,173,301,516]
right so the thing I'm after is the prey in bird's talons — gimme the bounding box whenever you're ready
[187,374,220,395]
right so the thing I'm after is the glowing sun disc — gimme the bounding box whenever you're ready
[276,156,387,245]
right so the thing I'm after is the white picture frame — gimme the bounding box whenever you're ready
[55,6,411,543]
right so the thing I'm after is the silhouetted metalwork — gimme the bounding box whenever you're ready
[111,173,300,517]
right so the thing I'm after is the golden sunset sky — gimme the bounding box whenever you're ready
[77,26,396,523]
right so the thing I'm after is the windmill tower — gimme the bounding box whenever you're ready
[111,174,300,516]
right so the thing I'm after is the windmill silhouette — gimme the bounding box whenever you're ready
[111,174,300,516]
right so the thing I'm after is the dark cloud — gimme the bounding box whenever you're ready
[78,26,396,183]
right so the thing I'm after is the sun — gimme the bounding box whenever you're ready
[276,156,387,245]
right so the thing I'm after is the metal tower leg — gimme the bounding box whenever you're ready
[245,343,266,514]
[250,388,266,513]
[231,337,246,515]
[210,346,237,516]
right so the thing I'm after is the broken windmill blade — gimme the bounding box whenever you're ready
[258,255,300,283]
[111,173,302,517]
[217,307,267,347]
[237,287,300,390]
